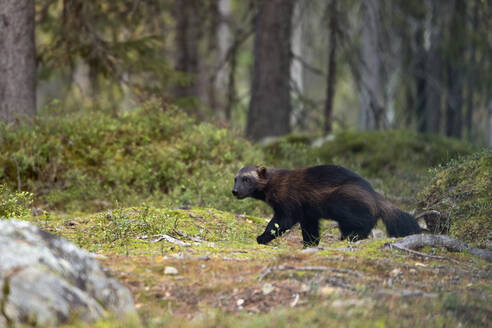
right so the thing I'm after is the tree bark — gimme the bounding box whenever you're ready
[445,0,466,139]
[488,93,492,148]
[445,62,463,138]
[465,1,479,140]
[207,0,220,113]
[415,26,427,133]
[323,0,338,133]
[0,0,36,123]
[359,0,385,130]
[424,1,442,134]
[225,36,238,121]
[246,0,295,141]
[216,0,231,119]
[174,0,202,107]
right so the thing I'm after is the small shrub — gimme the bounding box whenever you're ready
[0,184,33,218]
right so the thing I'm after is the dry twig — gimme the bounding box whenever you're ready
[152,234,191,247]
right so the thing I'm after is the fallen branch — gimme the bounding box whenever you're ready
[385,234,492,262]
[172,228,202,243]
[259,265,366,281]
[152,234,191,247]
[389,243,459,264]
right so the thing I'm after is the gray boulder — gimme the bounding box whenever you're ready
[0,219,135,327]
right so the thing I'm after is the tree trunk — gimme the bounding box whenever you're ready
[0,0,36,123]
[359,0,385,130]
[207,0,220,113]
[465,1,479,140]
[174,0,201,108]
[225,38,238,121]
[488,93,492,148]
[424,1,441,134]
[445,62,463,138]
[488,109,492,148]
[415,26,427,133]
[217,0,231,119]
[444,0,466,139]
[246,0,295,141]
[323,0,338,133]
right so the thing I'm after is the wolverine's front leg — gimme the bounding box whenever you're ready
[257,214,296,245]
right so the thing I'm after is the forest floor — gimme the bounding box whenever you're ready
[31,206,491,328]
[3,107,489,326]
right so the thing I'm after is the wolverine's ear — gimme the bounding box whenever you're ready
[257,166,267,178]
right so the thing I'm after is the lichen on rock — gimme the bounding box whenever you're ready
[0,219,136,327]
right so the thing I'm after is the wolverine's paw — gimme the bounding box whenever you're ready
[302,240,320,248]
[256,234,272,245]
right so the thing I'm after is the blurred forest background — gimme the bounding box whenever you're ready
[2,0,492,145]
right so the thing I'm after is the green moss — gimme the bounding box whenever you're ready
[317,239,391,260]
[0,102,264,215]
[418,151,492,243]
[28,206,266,256]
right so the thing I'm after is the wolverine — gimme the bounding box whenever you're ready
[232,165,421,246]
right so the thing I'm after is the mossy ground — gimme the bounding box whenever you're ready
[27,206,491,328]
[418,151,492,244]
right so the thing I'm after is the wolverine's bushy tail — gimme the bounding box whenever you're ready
[377,196,421,237]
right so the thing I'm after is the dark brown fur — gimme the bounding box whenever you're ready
[232,165,421,246]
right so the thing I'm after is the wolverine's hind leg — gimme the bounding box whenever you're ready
[300,219,320,247]
[339,223,372,241]
[336,207,375,241]
[327,187,378,241]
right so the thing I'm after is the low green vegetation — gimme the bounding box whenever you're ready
[0,102,265,215]
[418,151,492,244]
[265,130,476,174]
[34,206,266,256]
[0,184,32,218]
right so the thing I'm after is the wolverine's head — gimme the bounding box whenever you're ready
[232,166,267,199]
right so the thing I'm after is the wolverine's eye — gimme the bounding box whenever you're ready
[242,177,248,182]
